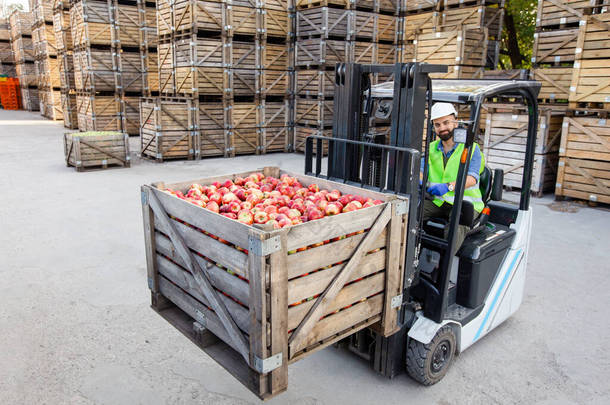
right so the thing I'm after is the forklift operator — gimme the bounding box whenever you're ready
[421,102,485,249]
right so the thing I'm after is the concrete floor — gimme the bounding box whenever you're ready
[1,109,609,405]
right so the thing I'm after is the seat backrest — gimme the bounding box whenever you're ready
[479,166,492,202]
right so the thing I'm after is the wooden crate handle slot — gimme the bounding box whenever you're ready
[288,203,393,355]
[146,187,250,362]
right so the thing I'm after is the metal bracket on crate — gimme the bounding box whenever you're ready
[249,235,281,256]
[141,190,148,205]
[194,310,207,327]
[253,353,283,374]
[391,294,403,309]
[395,200,408,216]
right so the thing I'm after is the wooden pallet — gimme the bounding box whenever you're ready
[296,7,350,39]
[532,28,579,66]
[536,0,599,29]
[295,97,334,128]
[414,27,488,67]
[141,167,407,399]
[438,5,504,41]
[140,97,199,160]
[529,67,572,102]
[64,131,130,171]
[556,156,610,203]
[295,39,351,68]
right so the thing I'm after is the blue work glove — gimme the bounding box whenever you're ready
[427,183,449,196]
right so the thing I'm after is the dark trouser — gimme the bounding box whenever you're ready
[423,199,470,252]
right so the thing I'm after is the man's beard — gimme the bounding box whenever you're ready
[437,129,453,142]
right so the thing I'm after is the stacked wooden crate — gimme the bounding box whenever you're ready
[294,0,402,151]
[528,0,598,105]
[555,6,610,204]
[33,0,62,119]
[141,0,293,161]
[402,0,503,78]
[53,0,78,128]
[0,18,17,77]
[70,0,157,134]
[9,10,39,111]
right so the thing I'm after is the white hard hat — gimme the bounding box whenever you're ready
[430,103,457,121]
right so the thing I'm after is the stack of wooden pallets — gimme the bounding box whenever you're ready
[32,0,62,120]
[555,4,610,204]
[9,10,39,111]
[0,18,17,77]
[69,0,157,134]
[53,0,78,128]
[140,0,293,161]
[402,0,504,79]
[294,0,403,151]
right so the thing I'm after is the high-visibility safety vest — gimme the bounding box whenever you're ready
[428,140,486,213]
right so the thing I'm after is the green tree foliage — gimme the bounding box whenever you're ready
[500,0,537,69]
[0,1,25,19]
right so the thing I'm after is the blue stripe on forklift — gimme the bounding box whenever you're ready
[473,249,523,341]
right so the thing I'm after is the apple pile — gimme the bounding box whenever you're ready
[163,172,383,228]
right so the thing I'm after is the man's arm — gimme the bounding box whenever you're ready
[449,144,482,189]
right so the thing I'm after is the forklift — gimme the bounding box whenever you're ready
[304,62,541,384]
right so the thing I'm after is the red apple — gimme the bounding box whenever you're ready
[266,219,281,229]
[208,192,222,205]
[325,203,341,216]
[245,181,259,189]
[254,211,268,224]
[212,181,222,188]
[234,176,246,186]
[222,192,238,204]
[278,206,290,215]
[342,201,362,212]
[222,179,234,188]
[339,195,351,206]
[240,201,253,211]
[206,201,219,213]
[363,201,376,208]
[221,212,237,219]
[307,208,324,221]
[187,188,203,199]
[229,201,241,213]
[317,199,329,211]
[287,209,301,220]
[308,184,319,193]
[264,205,278,215]
[277,217,292,228]
[234,188,247,201]
[237,209,253,225]
[219,204,230,213]
[352,195,366,204]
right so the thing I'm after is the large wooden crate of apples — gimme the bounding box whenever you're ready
[141,167,408,399]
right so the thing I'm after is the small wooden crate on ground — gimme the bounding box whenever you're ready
[63,131,131,171]
[141,167,408,399]
[483,104,567,195]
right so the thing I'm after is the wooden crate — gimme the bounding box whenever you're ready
[21,86,40,111]
[141,167,407,399]
[140,97,198,161]
[560,115,610,161]
[34,24,58,57]
[116,50,149,94]
[196,99,228,157]
[482,69,529,80]
[33,0,54,25]
[295,125,333,152]
[40,89,63,120]
[58,52,75,90]
[229,101,260,154]
[403,11,437,42]
[352,11,398,42]
[228,69,258,96]
[569,59,610,107]
[157,0,173,36]
[259,8,290,39]
[295,39,351,68]
[173,0,225,34]
[76,94,122,132]
[296,8,350,39]
[427,64,484,79]
[259,69,289,97]
[258,99,289,152]
[61,91,78,129]
[9,11,34,40]
[260,41,290,71]
[121,96,141,135]
[38,55,61,89]
[146,51,159,94]
[353,42,398,65]
[574,12,610,61]
[532,28,579,66]
[414,27,488,67]
[295,69,335,98]
[12,36,35,63]
[70,0,113,48]
[536,0,598,29]
[0,18,9,41]
[226,5,258,37]
[259,126,289,152]
[556,157,610,203]
[438,5,504,40]
[174,66,226,96]
[529,67,572,102]
[16,62,37,87]
[295,97,334,128]
[405,0,438,13]
[64,131,130,171]
[482,104,566,194]
[113,2,143,48]
[73,48,116,92]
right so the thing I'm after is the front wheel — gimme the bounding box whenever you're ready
[406,325,456,385]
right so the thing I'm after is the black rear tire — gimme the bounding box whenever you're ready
[406,325,456,385]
